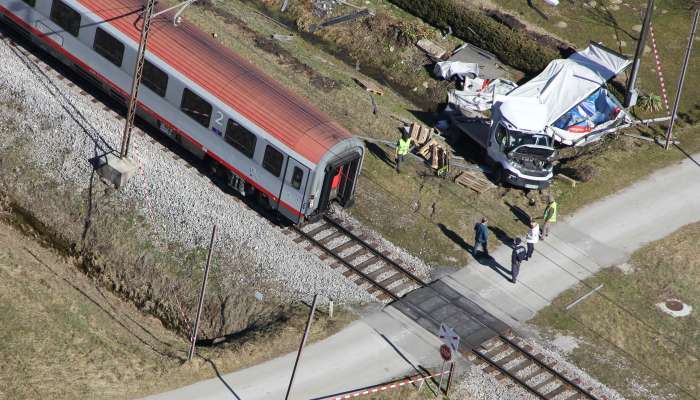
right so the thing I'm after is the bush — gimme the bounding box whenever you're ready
[387,0,559,74]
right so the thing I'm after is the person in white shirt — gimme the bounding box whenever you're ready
[525,221,539,260]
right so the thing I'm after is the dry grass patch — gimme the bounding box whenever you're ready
[0,220,355,399]
[533,222,700,400]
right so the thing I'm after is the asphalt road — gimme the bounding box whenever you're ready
[145,151,700,400]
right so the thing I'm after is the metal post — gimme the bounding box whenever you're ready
[664,8,699,150]
[438,361,446,393]
[328,299,333,319]
[280,0,290,12]
[187,224,217,361]
[446,362,455,394]
[285,294,318,400]
[624,0,655,107]
[120,0,157,159]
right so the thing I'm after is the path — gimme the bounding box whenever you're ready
[145,152,700,399]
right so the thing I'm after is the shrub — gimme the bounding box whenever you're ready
[387,0,559,74]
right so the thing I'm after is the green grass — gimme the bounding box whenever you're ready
[533,222,700,400]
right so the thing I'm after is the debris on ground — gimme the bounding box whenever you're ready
[353,77,384,96]
[454,169,496,194]
[448,78,517,113]
[416,38,448,59]
[555,173,578,187]
[433,61,479,81]
[309,8,375,32]
[272,33,295,42]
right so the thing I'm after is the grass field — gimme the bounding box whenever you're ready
[0,220,356,399]
[532,222,700,400]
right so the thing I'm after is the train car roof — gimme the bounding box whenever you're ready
[79,0,353,164]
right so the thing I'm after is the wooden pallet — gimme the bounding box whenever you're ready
[455,170,496,194]
[353,77,384,96]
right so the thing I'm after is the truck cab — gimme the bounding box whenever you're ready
[487,98,555,189]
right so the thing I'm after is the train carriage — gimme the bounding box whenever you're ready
[0,0,364,223]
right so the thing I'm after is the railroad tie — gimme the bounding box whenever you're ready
[330,239,358,254]
[532,374,559,392]
[520,366,546,383]
[544,384,572,399]
[344,248,368,263]
[305,223,331,237]
[318,231,343,246]
[508,359,534,376]
[354,255,381,271]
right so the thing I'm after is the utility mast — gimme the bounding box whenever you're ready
[119,0,157,159]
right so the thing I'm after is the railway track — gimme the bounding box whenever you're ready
[469,333,599,400]
[287,216,426,301]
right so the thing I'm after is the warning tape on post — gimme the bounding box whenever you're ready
[649,24,671,115]
[318,370,450,400]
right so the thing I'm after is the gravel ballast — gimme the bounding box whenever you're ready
[0,34,373,305]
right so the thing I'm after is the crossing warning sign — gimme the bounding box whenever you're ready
[438,323,460,353]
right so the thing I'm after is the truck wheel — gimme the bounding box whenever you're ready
[493,164,505,186]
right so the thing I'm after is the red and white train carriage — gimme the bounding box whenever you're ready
[0,0,365,223]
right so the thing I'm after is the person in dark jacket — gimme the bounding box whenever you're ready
[510,238,527,283]
[473,217,489,257]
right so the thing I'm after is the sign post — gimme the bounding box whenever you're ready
[437,324,460,394]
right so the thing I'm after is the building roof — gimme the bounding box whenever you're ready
[79,0,353,164]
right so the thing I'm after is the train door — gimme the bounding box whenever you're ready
[278,157,309,223]
[316,152,362,215]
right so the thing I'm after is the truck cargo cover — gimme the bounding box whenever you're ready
[506,43,631,126]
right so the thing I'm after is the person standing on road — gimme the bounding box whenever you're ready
[510,238,527,284]
[395,131,412,173]
[542,195,557,240]
[525,221,539,260]
[473,217,489,257]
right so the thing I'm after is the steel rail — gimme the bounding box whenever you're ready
[471,348,547,400]
[290,224,400,301]
[322,216,427,287]
[499,335,598,400]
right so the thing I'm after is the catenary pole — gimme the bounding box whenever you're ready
[664,8,699,150]
[285,295,318,400]
[119,0,157,159]
[187,224,217,362]
[624,0,654,107]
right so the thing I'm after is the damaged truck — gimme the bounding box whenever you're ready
[448,42,632,189]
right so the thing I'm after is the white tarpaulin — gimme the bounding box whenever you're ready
[448,78,518,112]
[506,42,631,126]
[433,61,480,80]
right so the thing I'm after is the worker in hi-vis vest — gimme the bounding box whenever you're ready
[542,195,557,240]
[395,131,412,173]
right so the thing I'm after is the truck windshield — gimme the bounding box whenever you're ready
[507,130,550,150]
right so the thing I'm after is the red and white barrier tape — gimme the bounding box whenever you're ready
[319,370,450,400]
[648,25,671,115]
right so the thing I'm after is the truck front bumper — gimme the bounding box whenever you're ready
[504,170,552,190]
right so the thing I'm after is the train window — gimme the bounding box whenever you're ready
[21,0,35,7]
[50,1,81,37]
[291,167,303,190]
[224,120,256,158]
[180,88,212,127]
[142,60,168,97]
[263,145,284,177]
[93,28,124,67]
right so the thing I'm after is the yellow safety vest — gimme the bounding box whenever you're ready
[397,138,411,155]
[545,201,558,222]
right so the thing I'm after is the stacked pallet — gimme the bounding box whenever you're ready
[408,122,449,175]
